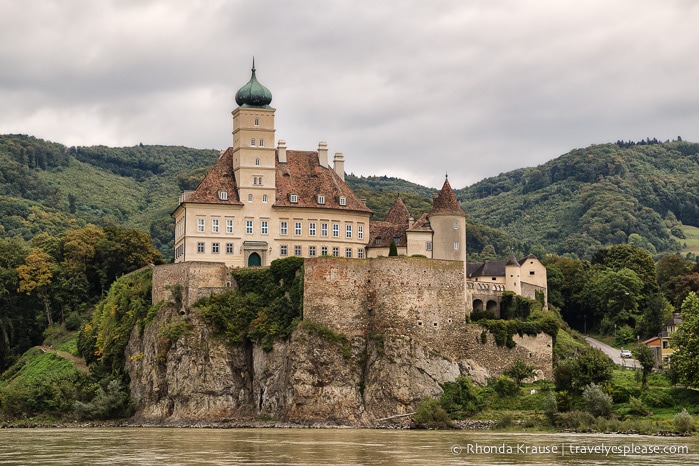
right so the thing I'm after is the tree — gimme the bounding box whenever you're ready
[503,357,536,386]
[634,342,655,388]
[670,292,699,387]
[17,248,55,325]
[388,240,398,256]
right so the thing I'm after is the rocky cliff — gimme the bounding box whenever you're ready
[125,303,514,426]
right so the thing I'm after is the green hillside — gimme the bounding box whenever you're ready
[459,141,699,259]
[0,135,220,258]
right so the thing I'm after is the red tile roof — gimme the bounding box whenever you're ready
[275,151,371,213]
[384,196,411,224]
[179,148,371,214]
[430,179,466,217]
[184,149,243,205]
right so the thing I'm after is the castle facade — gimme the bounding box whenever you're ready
[173,63,371,268]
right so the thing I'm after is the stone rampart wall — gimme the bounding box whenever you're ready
[152,262,233,309]
[303,256,552,379]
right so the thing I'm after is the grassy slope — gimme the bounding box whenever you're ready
[680,225,699,256]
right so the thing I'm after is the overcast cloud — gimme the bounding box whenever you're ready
[2,0,699,189]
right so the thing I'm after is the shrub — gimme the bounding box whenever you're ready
[542,391,558,424]
[74,378,133,420]
[504,357,536,386]
[641,389,674,408]
[673,409,694,433]
[65,312,82,331]
[628,396,650,416]
[555,390,572,413]
[471,310,496,321]
[557,410,596,430]
[583,383,613,418]
[439,376,482,418]
[489,375,520,397]
[413,398,453,429]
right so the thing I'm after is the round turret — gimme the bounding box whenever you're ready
[235,60,272,108]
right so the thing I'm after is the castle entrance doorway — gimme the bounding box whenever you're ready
[248,252,261,267]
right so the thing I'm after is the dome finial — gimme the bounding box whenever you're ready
[252,56,256,72]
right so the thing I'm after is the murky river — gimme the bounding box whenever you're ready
[0,428,696,465]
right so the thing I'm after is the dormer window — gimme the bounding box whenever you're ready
[339,196,346,206]
[290,194,298,204]
[376,237,382,245]
[219,191,228,201]
[317,194,325,205]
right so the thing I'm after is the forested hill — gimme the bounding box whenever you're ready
[0,134,220,258]
[458,140,699,259]
[1,134,698,261]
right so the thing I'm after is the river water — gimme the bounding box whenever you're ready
[0,428,695,465]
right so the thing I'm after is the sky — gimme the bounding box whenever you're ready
[2,0,699,189]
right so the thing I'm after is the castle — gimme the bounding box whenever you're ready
[168,62,547,316]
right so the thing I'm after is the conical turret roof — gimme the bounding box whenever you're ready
[429,177,466,217]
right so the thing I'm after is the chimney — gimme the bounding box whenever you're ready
[277,139,287,163]
[318,141,328,168]
[333,152,345,181]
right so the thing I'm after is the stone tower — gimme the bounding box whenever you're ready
[429,177,466,262]
[232,59,277,210]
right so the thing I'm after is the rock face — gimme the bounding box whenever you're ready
[125,305,510,426]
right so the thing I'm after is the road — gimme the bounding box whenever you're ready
[584,336,639,369]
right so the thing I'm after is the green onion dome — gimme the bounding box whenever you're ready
[235,60,272,108]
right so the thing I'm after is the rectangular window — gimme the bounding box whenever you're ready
[212,218,219,233]
[321,246,328,256]
[309,246,316,257]
[294,245,302,256]
[309,222,316,236]
[197,242,205,253]
[251,138,256,146]
[226,219,234,234]
[259,139,264,147]
[332,247,340,257]
[248,194,253,202]
[294,222,302,236]
[246,220,253,235]
[197,218,205,232]
[332,224,339,237]
[280,221,288,235]
[453,220,459,230]
[262,194,268,203]
[261,220,268,235]
[321,223,328,237]
[426,241,433,251]
[358,225,364,240]
[280,245,288,256]
[346,224,352,238]
[212,242,220,254]
[226,243,234,254]
[358,249,364,259]
[454,241,459,250]
[345,248,352,258]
